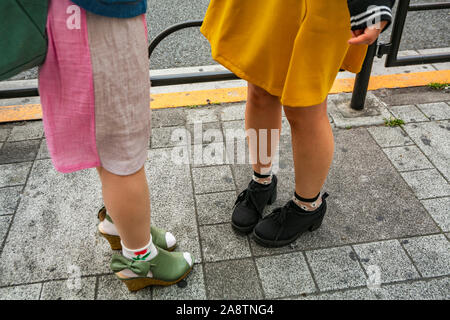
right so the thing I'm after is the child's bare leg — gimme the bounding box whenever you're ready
[231,83,281,233]
[283,99,334,207]
[246,83,282,177]
[96,166,150,249]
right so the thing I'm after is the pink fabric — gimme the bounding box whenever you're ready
[142,15,148,41]
[38,0,100,173]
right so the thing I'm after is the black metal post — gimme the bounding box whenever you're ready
[350,40,378,110]
[385,0,410,68]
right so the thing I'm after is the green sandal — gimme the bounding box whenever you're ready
[111,248,194,291]
[98,207,177,251]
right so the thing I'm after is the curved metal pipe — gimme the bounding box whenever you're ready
[148,20,203,58]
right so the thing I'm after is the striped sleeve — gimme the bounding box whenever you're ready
[347,0,395,31]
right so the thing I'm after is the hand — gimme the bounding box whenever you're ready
[348,20,388,45]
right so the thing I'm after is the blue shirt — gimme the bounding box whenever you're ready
[70,0,147,19]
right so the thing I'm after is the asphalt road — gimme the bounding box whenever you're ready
[147,0,449,69]
[9,0,450,80]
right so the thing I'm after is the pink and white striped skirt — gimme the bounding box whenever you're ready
[38,0,151,175]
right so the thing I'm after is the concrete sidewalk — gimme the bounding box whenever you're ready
[0,85,449,300]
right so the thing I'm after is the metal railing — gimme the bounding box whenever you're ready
[148,20,238,87]
[1,1,449,111]
[350,0,450,110]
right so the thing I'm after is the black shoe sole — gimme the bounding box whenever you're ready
[231,187,277,235]
[231,222,257,234]
[252,219,323,248]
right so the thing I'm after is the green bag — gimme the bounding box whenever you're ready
[0,0,49,81]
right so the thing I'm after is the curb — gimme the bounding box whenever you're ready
[0,69,448,123]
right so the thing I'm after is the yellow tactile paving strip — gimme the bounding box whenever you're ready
[0,69,449,122]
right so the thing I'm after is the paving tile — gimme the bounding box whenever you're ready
[231,133,288,195]
[353,240,420,283]
[382,146,433,172]
[421,197,450,232]
[199,224,251,262]
[367,126,413,147]
[151,108,186,128]
[401,234,450,277]
[0,162,32,187]
[374,86,450,106]
[151,126,189,148]
[146,148,201,263]
[187,121,223,145]
[0,140,40,164]
[222,120,246,141]
[96,274,152,300]
[299,278,450,300]
[375,278,450,300]
[195,191,236,225]
[0,283,42,300]
[298,288,378,300]
[223,135,251,168]
[0,160,108,286]
[0,128,11,142]
[204,259,264,300]
[388,105,429,123]
[220,103,246,121]
[0,186,22,215]
[223,118,288,139]
[400,169,450,199]
[8,121,43,141]
[403,121,450,180]
[191,142,229,167]
[191,165,235,194]
[153,264,206,300]
[250,129,438,256]
[305,246,367,291]
[281,118,291,135]
[167,144,192,166]
[328,92,392,128]
[416,102,450,121]
[0,215,12,246]
[185,107,219,124]
[40,276,96,300]
[37,139,50,160]
[256,252,316,298]
[232,164,254,196]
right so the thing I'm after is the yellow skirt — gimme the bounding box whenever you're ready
[200,0,368,107]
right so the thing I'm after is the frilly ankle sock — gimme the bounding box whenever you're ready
[293,192,323,212]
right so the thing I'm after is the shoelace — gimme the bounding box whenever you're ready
[234,185,262,214]
[269,193,328,225]
[234,189,247,207]
[268,192,329,225]
[267,206,289,225]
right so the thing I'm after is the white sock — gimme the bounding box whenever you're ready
[121,236,158,262]
[99,215,177,249]
[99,218,119,236]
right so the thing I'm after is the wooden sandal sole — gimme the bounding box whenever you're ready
[118,267,193,292]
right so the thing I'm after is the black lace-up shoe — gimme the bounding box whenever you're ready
[231,175,278,234]
[253,193,329,247]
